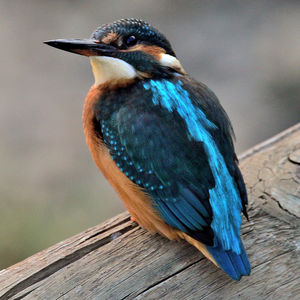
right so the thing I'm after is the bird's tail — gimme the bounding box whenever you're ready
[206,240,251,281]
[180,232,250,280]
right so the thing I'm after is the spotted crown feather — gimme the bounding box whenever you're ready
[90,18,175,56]
[91,19,151,39]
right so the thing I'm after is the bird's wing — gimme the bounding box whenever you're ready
[99,78,247,253]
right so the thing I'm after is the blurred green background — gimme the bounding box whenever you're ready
[1,0,299,269]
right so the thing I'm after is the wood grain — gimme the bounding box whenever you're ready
[0,123,299,300]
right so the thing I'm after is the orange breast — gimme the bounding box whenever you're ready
[82,85,179,240]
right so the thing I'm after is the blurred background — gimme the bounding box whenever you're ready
[0,0,299,269]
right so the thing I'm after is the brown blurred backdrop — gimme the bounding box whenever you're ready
[0,0,299,269]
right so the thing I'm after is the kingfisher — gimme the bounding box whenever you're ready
[45,18,251,280]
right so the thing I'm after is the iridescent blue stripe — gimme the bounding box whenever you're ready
[143,79,242,254]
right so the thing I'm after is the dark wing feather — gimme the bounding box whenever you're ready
[96,76,248,247]
[181,78,248,214]
[100,103,215,245]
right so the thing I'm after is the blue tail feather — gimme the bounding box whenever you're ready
[207,240,251,281]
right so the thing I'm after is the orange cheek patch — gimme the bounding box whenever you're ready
[102,32,119,44]
[124,44,166,59]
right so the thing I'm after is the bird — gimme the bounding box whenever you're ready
[44,18,251,280]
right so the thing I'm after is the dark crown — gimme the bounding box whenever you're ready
[91,18,176,56]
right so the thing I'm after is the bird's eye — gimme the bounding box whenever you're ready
[125,35,137,47]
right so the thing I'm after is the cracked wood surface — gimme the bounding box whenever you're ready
[0,123,299,300]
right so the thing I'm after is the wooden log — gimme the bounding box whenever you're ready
[0,123,299,300]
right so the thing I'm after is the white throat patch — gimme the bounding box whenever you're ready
[90,56,137,86]
[159,54,186,75]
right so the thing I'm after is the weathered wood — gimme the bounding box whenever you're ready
[0,123,299,300]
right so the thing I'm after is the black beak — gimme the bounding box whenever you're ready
[44,39,116,57]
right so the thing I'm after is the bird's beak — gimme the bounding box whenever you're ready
[44,39,116,57]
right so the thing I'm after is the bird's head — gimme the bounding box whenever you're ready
[44,19,185,86]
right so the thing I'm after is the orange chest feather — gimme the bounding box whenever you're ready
[82,85,178,239]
